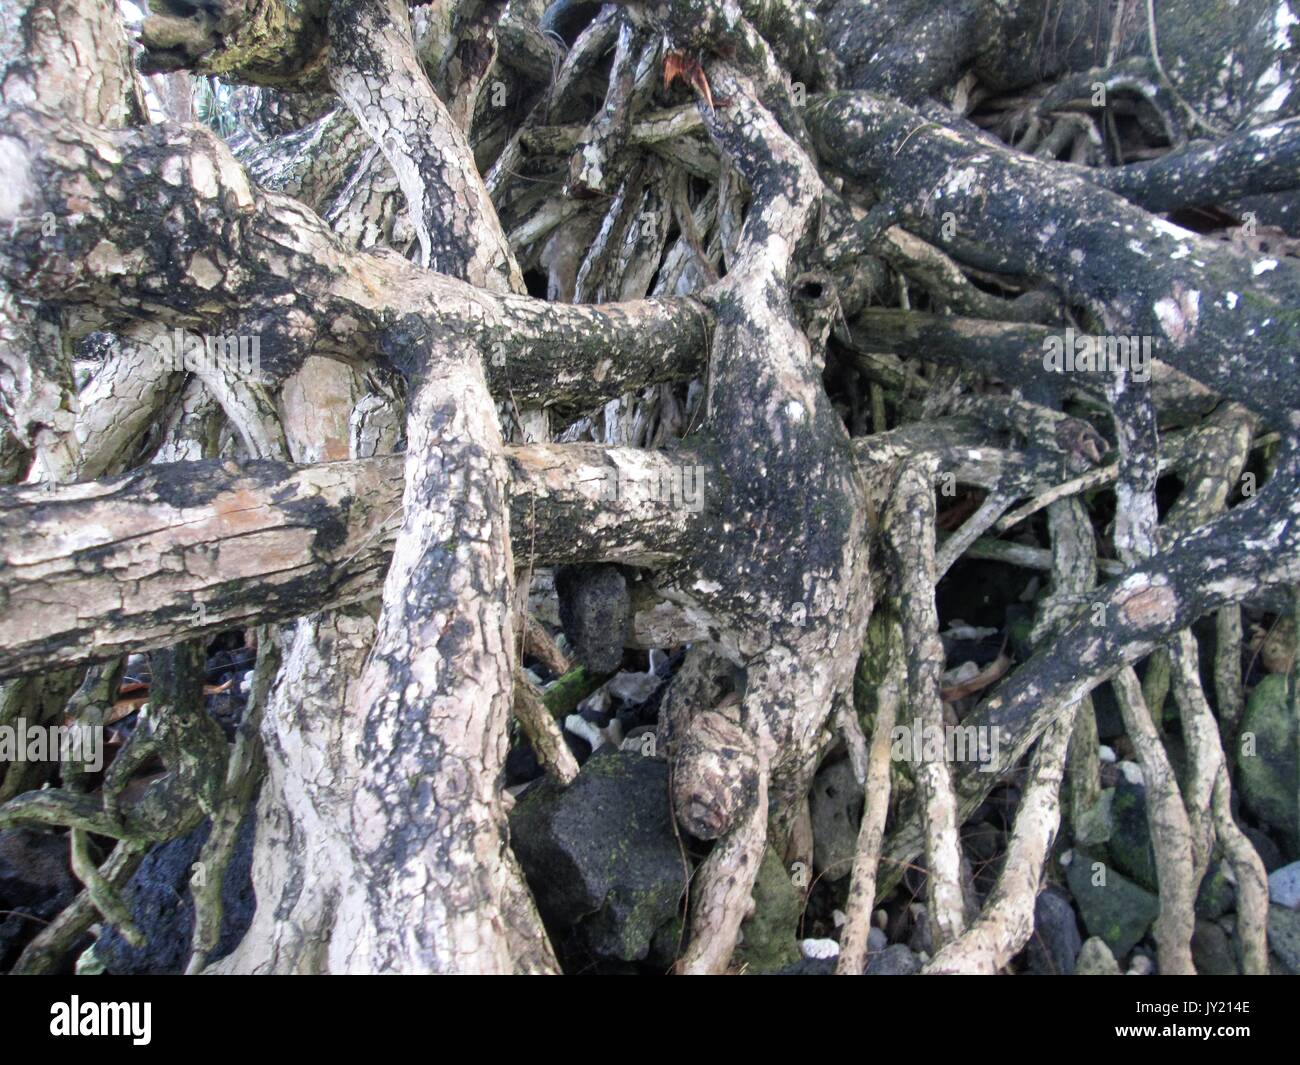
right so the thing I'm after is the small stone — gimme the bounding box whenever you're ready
[773,956,835,975]
[1244,825,1285,872]
[907,903,933,955]
[1237,675,1299,852]
[1117,761,1144,786]
[605,669,662,706]
[1066,850,1159,958]
[1107,781,1157,891]
[1028,885,1082,975]
[1098,745,1116,763]
[809,758,862,880]
[1192,919,1240,975]
[564,713,607,752]
[867,926,888,953]
[1074,788,1115,847]
[800,937,840,960]
[1268,905,1300,974]
[1268,861,1300,910]
[865,944,922,975]
[1196,862,1236,920]
[1126,953,1154,976]
[1075,936,1121,975]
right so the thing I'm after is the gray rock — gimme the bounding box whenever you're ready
[1268,860,1300,909]
[510,749,684,962]
[0,828,78,968]
[809,758,862,880]
[1192,919,1240,975]
[1237,675,1299,855]
[1066,850,1159,958]
[867,926,888,953]
[555,564,631,674]
[1107,782,1157,890]
[866,943,922,975]
[1196,862,1236,920]
[1075,936,1121,975]
[963,820,1003,862]
[1268,904,1300,973]
[1074,788,1115,847]
[95,813,257,974]
[1244,825,1285,872]
[774,956,836,975]
[1028,885,1082,974]
[0,828,74,908]
[907,904,933,955]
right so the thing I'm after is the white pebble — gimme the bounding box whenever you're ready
[800,938,840,960]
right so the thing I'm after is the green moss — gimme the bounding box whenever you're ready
[735,845,803,973]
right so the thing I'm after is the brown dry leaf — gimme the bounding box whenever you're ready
[107,695,148,724]
[663,52,715,113]
[940,652,1011,702]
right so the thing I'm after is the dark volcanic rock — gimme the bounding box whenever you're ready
[0,828,78,968]
[509,749,685,964]
[1237,675,1299,857]
[866,944,922,975]
[1066,851,1158,959]
[555,564,631,674]
[95,812,257,974]
[1028,884,1083,974]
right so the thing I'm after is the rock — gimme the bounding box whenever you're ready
[1237,674,1298,855]
[773,956,836,975]
[510,749,684,963]
[1117,761,1144,786]
[1028,885,1082,974]
[1268,860,1300,909]
[1266,905,1300,974]
[1091,681,1125,742]
[963,820,1003,862]
[605,669,663,706]
[1196,862,1236,920]
[1075,936,1121,975]
[1126,953,1155,975]
[735,845,802,974]
[1244,825,1285,872]
[1066,850,1159,958]
[906,903,933,955]
[800,937,840,960]
[94,813,257,974]
[1192,919,1240,975]
[867,926,888,953]
[555,564,630,674]
[1106,782,1157,890]
[865,943,922,975]
[0,828,74,908]
[1074,787,1115,847]
[0,828,78,968]
[809,758,862,880]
